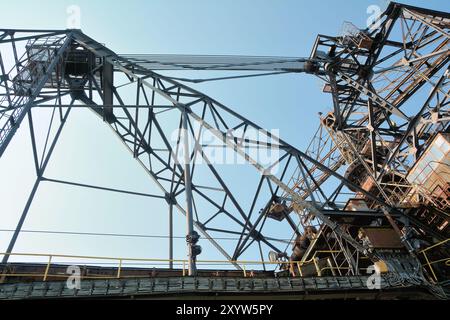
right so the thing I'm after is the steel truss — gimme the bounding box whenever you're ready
[0,2,448,295]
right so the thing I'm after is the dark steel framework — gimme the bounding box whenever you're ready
[0,2,448,295]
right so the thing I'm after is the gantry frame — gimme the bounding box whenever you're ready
[0,3,448,290]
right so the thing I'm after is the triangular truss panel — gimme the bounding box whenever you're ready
[0,2,449,297]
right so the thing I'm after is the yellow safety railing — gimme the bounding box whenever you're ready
[287,250,343,277]
[0,250,347,282]
[419,238,450,283]
[3,243,447,283]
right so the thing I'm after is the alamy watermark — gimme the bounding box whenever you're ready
[366,1,389,32]
[169,125,281,175]
[66,265,81,290]
[366,5,382,32]
[366,264,382,290]
[66,5,81,29]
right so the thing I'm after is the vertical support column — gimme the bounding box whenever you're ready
[328,72,342,130]
[102,60,115,123]
[412,127,419,161]
[168,202,174,269]
[182,108,196,276]
[2,176,41,265]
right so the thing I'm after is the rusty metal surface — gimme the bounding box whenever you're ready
[362,228,404,249]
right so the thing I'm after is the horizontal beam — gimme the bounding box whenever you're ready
[41,177,165,199]
[119,54,311,71]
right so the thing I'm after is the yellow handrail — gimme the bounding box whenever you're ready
[43,255,52,281]
[117,259,123,279]
[0,251,336,267]
[1,240,448,283]
[418,238,450,283]
[0,249,344,281]
[419,238,450,253]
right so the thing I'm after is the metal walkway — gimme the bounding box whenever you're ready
[0,275,435,300]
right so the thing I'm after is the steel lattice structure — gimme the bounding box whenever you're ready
[0,2,449,297]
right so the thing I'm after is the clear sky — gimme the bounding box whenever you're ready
[0,0,448,269]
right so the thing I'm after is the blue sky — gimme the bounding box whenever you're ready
[0,0,448,268]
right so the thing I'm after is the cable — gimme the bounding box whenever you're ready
[0,228,294,243]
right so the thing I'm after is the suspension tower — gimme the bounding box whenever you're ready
[0,2,448,299]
